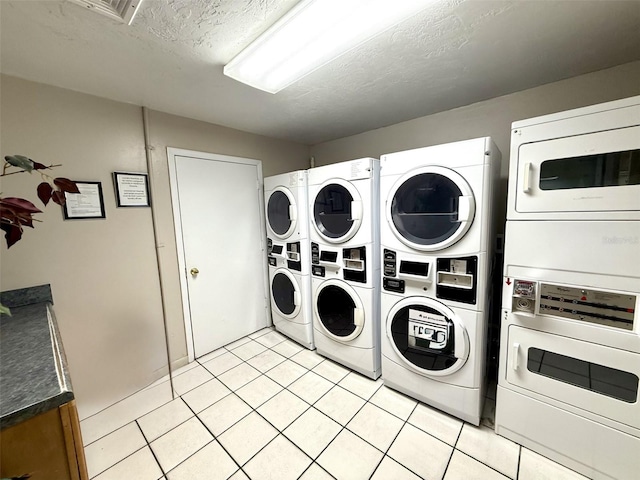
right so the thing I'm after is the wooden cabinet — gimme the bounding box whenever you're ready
[0,400,88,480]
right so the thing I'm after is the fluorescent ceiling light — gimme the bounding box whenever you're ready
[224,0,432,94]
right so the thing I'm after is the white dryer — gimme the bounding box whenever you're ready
[379,137,500,425]
[496,96,640,480]
[265,171,314,349]
[308,158,381,379]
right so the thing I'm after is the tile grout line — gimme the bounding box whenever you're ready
[366,400,420,480]
[181,394,251,479]
[135,418,168,479]
[452,423,523,479]
[302,380,385,475]
[439,417,465,480]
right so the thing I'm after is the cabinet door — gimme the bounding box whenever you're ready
[0,401,88,480]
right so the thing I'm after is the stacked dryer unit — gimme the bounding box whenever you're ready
[308,158,381,379]
[496,97,640,480]
[264,171,314,350]
[379,138,500,425]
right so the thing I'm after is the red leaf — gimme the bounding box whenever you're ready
[1,223,22,248]
[0,197,42,214]
[33,161,49,170]
[53,178,80,194]
[37,182,53,206]
[51,190,66,206]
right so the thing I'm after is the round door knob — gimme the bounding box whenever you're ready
[190,268,199,276]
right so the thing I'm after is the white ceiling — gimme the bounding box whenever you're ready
[1,0,639,145]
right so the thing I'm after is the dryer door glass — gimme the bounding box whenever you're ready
[314,184,354,239]
[272,273,296,315]
[390,304,460,371]
[268,191,292,236]
[317,285,357,337]
[391,173,463,246]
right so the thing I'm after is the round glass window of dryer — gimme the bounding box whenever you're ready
[388,166,475,251]
[267,188,297,238]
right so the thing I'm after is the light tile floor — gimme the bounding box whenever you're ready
[81,327,590,480]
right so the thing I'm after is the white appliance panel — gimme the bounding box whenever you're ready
[505,324,639,429]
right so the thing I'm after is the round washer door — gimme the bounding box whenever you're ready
[271,269,301,319]
[386,296,469,376]
[387,166,475,251]
[267,187,297,239]
[312,179,363,243]
[314,279,365,342]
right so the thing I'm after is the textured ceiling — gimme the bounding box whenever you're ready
[1,0,639,145]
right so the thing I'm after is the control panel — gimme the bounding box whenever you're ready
[343,247,366,283]
[436,256,478,305]
[286,241,302,272]
[510,279,636,331]
[383,249,397,276]
[539,283,635,331]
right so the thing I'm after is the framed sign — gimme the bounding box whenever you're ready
[63,181,106,219]
[113,172,150,207]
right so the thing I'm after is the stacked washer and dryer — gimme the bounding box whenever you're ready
[496,97,640,480]
[264,171,314,350]
[379,138,500,425]
[307,158,382,379]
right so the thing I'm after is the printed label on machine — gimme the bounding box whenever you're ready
[539,283,636,330]
[408,309,448,350]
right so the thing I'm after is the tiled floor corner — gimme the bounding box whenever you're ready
[80,327,590,480]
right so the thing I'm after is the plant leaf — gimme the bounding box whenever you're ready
[1,222,23,248]
[4,155,35,172]
[33,161,49,170]
[37,182,54,206]
[53,178,80,194]
[51,190,66,206]
[0,197,42,214]
[0,302,11,316]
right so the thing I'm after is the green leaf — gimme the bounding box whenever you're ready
[0,302,11,316]
[4,155,35,173]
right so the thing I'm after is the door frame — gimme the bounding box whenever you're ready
[167,147,270,362]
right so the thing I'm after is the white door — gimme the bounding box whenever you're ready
[169,149,269,359]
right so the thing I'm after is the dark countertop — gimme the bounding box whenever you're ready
[0,286,74,430]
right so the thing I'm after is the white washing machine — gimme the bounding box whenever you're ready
[379,137,500,425]
[308,158,381,379]
[265,171,314,349]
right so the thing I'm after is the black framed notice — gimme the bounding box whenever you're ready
[113,172,150,207]
[63,181,106,220]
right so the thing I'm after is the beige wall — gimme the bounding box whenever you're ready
[145,110,310,369]
[0,75,167,419]
[0,75,310,419]
[310,61,640,222]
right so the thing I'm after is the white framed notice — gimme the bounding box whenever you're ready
[113,172,150,207]
[63,181,106,219]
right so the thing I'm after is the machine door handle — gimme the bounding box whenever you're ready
[457,196,473,222]
[190,267,199,276]
[353,307,365,327]
[350,200,363,221]
[522,163,532,193]
[512,342,520,370]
